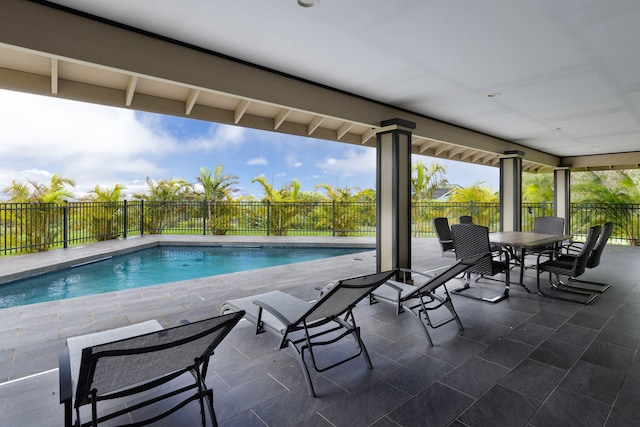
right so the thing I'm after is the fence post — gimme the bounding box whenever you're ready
[541,201,546,217]
[123,200,128,239]
[266,200,271,236]
[202,200,207,236]
[140,200,145,235]
[332,201,336,237]
[63,202,69,249]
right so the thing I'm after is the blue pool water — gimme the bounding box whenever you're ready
[0,246,366,308]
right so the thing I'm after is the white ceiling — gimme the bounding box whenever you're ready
[10,0,640,167]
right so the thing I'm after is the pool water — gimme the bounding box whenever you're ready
[0,246,367,308]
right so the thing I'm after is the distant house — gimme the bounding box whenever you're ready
[432,185,461,201]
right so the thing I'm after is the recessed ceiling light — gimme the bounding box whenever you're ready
[298,0,317,7]
[487,92,502,98]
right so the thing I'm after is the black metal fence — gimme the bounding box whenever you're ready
[0,200,637,255]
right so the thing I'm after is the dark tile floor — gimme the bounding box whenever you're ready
[1,236,639,426]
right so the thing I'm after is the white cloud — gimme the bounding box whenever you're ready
[286,155,303,168]
[0,90,179,197]
[183,124,246,151]
[247,157,268,166]
[316,148,376,177]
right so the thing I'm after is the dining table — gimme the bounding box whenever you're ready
[489,231,571,291]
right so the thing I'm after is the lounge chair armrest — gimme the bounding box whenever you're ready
[59,345,73,427]
[382,281,403,292]
[253,300,293,327]
[315,280,339,295]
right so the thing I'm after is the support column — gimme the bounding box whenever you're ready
[500,151,524,232]
[554,167,571,234]
[376,118,414,274]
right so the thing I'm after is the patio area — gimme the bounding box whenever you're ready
[1,236,640,426]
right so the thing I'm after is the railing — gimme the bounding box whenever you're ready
[1,200,638,255]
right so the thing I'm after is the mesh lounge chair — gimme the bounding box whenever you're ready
[370,255,483,345]
[433,217,455,257]
[220,270,395,397]
[59,311,244,427]
[450,224,511,303]
[535,225,601,304]
[563,221,613,293]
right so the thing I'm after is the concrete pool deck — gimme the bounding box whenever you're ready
[2,235,640,426]
[0,235,383,382]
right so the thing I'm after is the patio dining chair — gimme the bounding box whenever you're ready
[518,216,567,264]
[535,224,601,304]
[59,311,244,427]
[370,255,483,345]
[459,215,473,224]
[220,270,396,397]
[450,224,511,303]
[433,217,455,257]
[563,221,613,293]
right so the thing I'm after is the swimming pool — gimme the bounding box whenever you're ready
[0,246,367,308]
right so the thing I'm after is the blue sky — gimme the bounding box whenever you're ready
[0,89,499,199]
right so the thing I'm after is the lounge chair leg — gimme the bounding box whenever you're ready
[354,328,373,369]
[289,341,316,397]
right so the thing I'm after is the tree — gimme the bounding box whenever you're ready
[411,161,448,201]
[251,177,303,235]
[522,173,554,203]
[572,170,640,244]
[1,174,76,250]
[82,184,127,240]
[196,166,239,235]
[411,161,449,236]
[315,183,375,236]
[196,165,238,202]
[448,183,499,228]
[133,177,193,234]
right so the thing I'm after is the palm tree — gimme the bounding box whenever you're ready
[133,177,193,234]
[572,170,640,244]
[197,166,239,235]
[448,183,499,228]
[411,161,448,200]
[522,173,554,203]
[82,184,127,240]
[251,177,302,235]
[315,183,374,236]
[1,174,76,250]
[411,161,448,236]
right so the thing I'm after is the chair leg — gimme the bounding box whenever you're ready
[536,270,598,304]
[290,341,317,397]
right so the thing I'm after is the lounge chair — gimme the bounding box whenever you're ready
[220,270,395,397]
[59,311,244,427]
[535,225,601,304]
[370,255,483,345]
[433,217,455,257]
[450,223,511,303]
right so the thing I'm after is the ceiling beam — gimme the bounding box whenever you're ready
[234,99,250,124]
[273,108,290,130]
[307,116,325,135]
[336,122,353,140]
[125,75,137,106]
[50,58,58,94]
[185,88,200,115]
